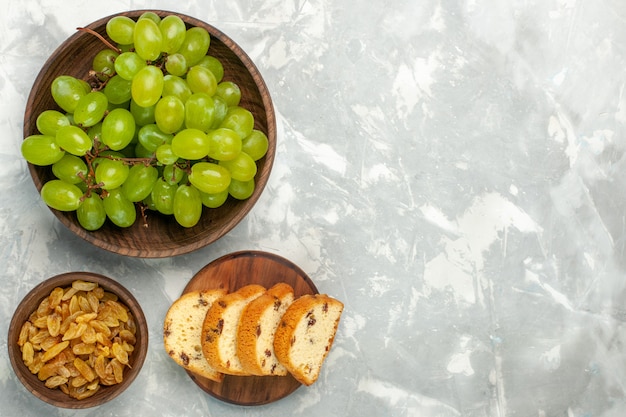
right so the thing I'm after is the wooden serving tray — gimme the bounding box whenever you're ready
[181,250,318,405]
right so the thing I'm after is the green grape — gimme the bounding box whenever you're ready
[196,55,224,83]
[220,106,254,139]
[132,66,164,107]
[219,152,257,181]
[171,128,210,160]
[173,184,202,228]
[184,93,215,132]
[242,129,269,161]
[51,75,88,113]
[73,91,108,127]
[178,27,210,67]
[138,123,173,152]
[77,194,106,231]
[155,95,185,134]
[103,188,136,227]
[139,11,161,24]
[114,52,147,80]
[56,125,93,156]
[130,99,156,126]
[188,161,231,194]
[117,43,135,53]
[159,15,186,54]
[104,75,132,105]
[155,143,178,165]
[134,18,163,61]
[143,193,157,211]
[228,178,255,200]
[87,122,103,146]
[121,164,158,202]
[21,135,65,166]
[200,188,229,208]
[41,179,83,211]
[92,49,118,79]
[162,75,192,103]
[106,16,135,45]
[186,65,217,96]
[215,81,241,107]
[207,128,242,161]
[95,158,130,190]
[211,95,229,128]
[52,154,88,184]
[101,108,136,150]
[162,164,185,185]
[134,142,153,159]
[164,53,187,77]
[36,110,70,136]
[151,177,176,215]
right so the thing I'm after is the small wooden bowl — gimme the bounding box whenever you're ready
[8,272,148,409]
[23,10,276,258]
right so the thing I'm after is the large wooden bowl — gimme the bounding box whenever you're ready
[23,10,276,258]
[8,272,149,408]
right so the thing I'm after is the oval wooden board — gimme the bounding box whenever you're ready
[181,251,319,406]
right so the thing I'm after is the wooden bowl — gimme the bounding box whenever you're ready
[8,272,148,408]
[23,10,276,258]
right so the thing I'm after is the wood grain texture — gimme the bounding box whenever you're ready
[181,251,319,405]
[23,10,276,258]
[7,272,148,409]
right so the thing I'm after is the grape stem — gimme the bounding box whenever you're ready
[77,27,121,54]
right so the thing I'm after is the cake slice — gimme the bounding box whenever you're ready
[163,289,227,382]
[237,282,295,376]
[201,284,266,375]
[273,293,344,385]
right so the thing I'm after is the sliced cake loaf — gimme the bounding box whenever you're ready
[163,289,227,382]
[201,284,266,375]
[237,282,295,376]
[273,293,344,385]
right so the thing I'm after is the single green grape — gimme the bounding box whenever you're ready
[92,49,118,79]
[160,15,186,54]
[104,75,133,105]
[56,125,93,156]
[215,81,241,107]
[155,143,178,165]
[207,128,242,161]
[200,188,229,208]
[171,128,210,160]
[103,187,136,228]
[220,106,254,139]
[143,193,157,211]
[155,95,185,134]
[130,99,156,126]
[21,135,65,166]
[41,179,83,211]
[51,75,88,113]
[184,93,215,132]
[106,16,135,45]
[73,91,108,127]
[186,65,217,96]
[36,110,70,137]
[211,95,229,129]
[133,17,163,61]
[219,152,257,182]
[151,177,177,215]
[164,53,187,77]
[95,158,130,190]
[77,194,106,231]
[139,11,161,24]
[242,129,269,161]
[132,66,164,107]
[173,184,202,228]
[162,164,185,185]
[196,55,224,83]
[114,51,147,80]
[134,142,154,159]
[228,178,255,200]
[52,154,88,184]
[178,27,210,67]
[188,161,231,194]
[163,74,192,103]
[138,123,173,152]
[101,108,136,151]
[121,164,158,202]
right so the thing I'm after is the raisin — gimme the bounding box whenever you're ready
[273,300,281,311]
[180,352,190,366]
[218,300,227,308]
[264,349,271,357]
[270,364,277,374]
[290,336,296,346]
[256,325,261,337]
[322,302,328,313]
[198,297,208,307]
[216,319,224,335]
[307,316,316,327]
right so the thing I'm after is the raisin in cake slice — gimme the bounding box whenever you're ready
[274,293,344,386]
[237,282,295,376]
[163,289,226,382]
[201,284,266,375]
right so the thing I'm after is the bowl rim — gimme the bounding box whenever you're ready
[7,272,148,409]
[23,9,277,258]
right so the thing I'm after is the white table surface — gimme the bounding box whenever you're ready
[2,0,626,416]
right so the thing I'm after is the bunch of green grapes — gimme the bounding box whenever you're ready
[21,12,269,230]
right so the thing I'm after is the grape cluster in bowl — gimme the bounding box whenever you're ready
[22,11,275,257]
